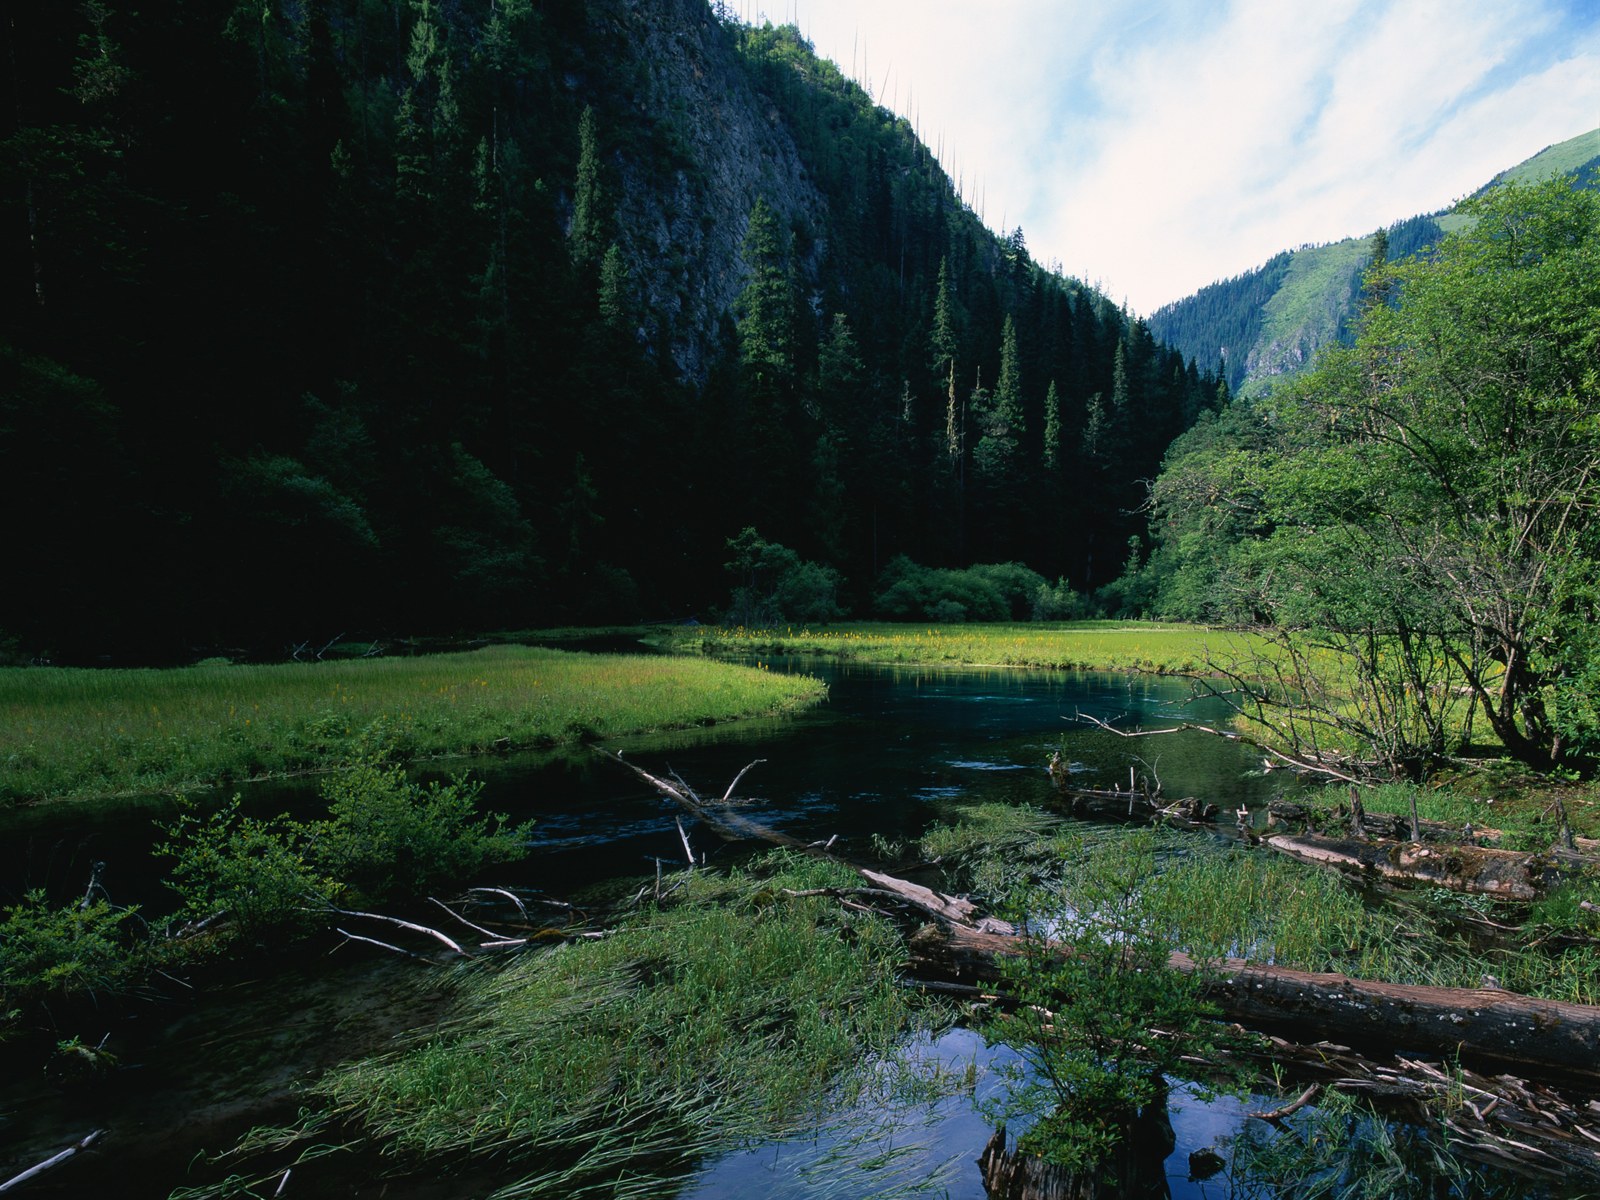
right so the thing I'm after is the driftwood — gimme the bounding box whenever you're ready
[604,753,1600,1091]
[0,1130,103,1194]
[1047,753,1595,901]
[599,750,1015,933]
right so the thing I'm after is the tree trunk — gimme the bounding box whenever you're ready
[911,921,1600,1088]
[605,752,1600,1088]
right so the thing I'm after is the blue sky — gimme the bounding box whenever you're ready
[730,0,1600,313]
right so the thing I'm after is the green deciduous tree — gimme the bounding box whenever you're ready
[1152,176,1600,778]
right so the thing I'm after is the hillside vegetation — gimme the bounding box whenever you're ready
[2,2,1219,664]
[1150,127,1599,397]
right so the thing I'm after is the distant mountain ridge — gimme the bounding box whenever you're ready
[1149,128,1600,398]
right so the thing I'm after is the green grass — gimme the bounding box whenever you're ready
[0,646,826,808]
[661,620,1246,674]
[191,855,950,1199]
[918,807,1600,1006]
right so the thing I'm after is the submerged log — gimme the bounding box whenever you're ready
[1262,833,1563,900]
[606,752,1600,1089]
[911,921,1600,1088]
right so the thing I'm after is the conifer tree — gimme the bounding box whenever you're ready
[570,106,607,269]
[993,314,1024,437]
[736,197,797,390]
[1042,380,1061,472]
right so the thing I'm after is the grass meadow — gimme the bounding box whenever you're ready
[0,645,826,807]
[661,621,1255,674]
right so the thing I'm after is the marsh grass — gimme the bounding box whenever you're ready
[1145,845,1600,1004]
[662,621,1242,674]
[0,646,826,807]
[919,806,1600,1006]
[202,854,950,1199]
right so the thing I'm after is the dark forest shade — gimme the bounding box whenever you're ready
[0,1,1220,662]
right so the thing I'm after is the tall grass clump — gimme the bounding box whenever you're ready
[204,854,944,1198]
[1142,845,1600,1005]
[0,646,827,807]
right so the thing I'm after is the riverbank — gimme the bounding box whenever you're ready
[0,645,826,808]
[657,620,1244,672]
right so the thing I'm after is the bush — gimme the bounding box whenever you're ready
[159,758,533,942]
[872,557,1047,622]
[159,797,337,937]
[0,890,149,1026]
[311,757,532,903]
[723,527,844,625]
[1031,576,1096,621]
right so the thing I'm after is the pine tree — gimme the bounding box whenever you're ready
[929,257,957,380]
[736,197,796,389]
[1042,380,1061,472]
[993,314,1024,438]
[570,106,607,269]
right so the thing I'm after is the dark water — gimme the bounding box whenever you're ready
[481,657,1282,897]
[0,657,1539,1198]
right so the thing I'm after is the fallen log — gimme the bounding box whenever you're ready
[1262,832,1563,901]
[909,921,1600,1089]
[1047,755,1594,900]
[605,753,1600,1090]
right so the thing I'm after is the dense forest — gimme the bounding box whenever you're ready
[1,0,1221,663]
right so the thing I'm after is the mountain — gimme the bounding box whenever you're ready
[1,0,1221,661]
[1148,128,1600,399]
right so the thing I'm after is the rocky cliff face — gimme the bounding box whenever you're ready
[581,0,826,380]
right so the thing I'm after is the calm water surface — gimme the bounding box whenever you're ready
[3,655,1491,1198]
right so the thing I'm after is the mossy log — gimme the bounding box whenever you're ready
[606,751,1600,1089]
[909,921,1600,1088]
[1047,758,1594,900]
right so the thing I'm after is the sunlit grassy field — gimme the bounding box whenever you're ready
[661,621,1257,674]
[0,646,826,807]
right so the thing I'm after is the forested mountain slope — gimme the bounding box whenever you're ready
[1,0,1219,662]
[1149,128,1600,398]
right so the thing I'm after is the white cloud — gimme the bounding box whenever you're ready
[787,0,1600,313]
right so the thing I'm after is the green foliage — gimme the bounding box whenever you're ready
[722,527,844,625]
[872,557,1048,623]
[1136,176,1600,778]
[158,797,337,937]
[159,758,531,942]
[311,756,532,903]
[0,890,148,1021]
[981,831,1225,1174]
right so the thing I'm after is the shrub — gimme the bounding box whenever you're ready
[872,557,1046,622]
[310,756,532,904]
[723,527,844,625]
[0,890,149,1024]
[159,759,533,942]
[159,797,337,937]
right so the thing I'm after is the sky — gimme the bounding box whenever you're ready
[728,0,1600,314]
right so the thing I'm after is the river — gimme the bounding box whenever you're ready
[0,654,1551,1198]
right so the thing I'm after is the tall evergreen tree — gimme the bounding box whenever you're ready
[570,105,607,270]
